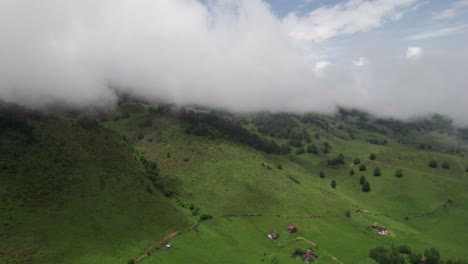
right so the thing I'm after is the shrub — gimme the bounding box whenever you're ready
[354,158,361,164]
[323,142,330,153]
[128,259,135,264]
[328,153,345,167]
[399,245,412,254]
[360,175,366,185]
[288,175,301,184]
[373,167,381,176]
[409,253,423,264]
[307,144,318,154]
[349,168,355,176]
[293,249,306,255]
[314,133,320,139]
[200,214,213,221]
[277,164,283,170]
[295,148,305,155]
[369,153,376,160]
[442,161,450,169]
[319,171,325,179]
[395,169,403,178]
[331,179,337,188]
[345,210,351,218]
[359,164,366,171]
[362,181,370,192]
[429,160,438,168]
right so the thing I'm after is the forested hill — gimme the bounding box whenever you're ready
[1,100,468,264]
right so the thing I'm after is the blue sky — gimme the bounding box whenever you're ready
[261,0,468,63]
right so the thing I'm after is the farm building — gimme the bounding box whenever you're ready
[288,225,297,233]
[267,231,278,240]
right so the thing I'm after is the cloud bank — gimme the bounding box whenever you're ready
[0,0,468,123]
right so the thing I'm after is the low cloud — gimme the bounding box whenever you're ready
[406,24,468,41]
[406,47,424,59]
[0,0,468,124]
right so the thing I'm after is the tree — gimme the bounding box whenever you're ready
[323,142,330,153]
[331,179,337,188]
[319,171,325,179]
[360,175,366,185]
[354,158,361,164]
[429,160,438,168]
[328,153,345,167]
[369,153,376,160]
[362,181,370,192]
[295,148,305,155]
[349,168,355,176]
[395,169,403,178]
[442,161,450,169]
[409,253,423,264]
[307,144,318,154]
[345,210,351,218]
[373,167,381,176]
[398,245,412,254]
[359,164,367,171]
[424,248,442,264]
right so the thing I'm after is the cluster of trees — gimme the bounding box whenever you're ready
[252,113,299,139]
[179,110,290,155]
[368,139,388,145]
[360,176,370,192]
[369,245,467,264]
[0,101,42,144]
[328,153,345,167]
[429,160,450,169]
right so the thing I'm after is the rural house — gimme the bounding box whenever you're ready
[288,225,297,233]
[267,231,278,240]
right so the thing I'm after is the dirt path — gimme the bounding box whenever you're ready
[134,231,178,263]
[134,213,345,263]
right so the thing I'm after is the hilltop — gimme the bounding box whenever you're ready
[1,100,468,264]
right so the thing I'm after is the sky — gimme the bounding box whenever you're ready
[1,0,468,123]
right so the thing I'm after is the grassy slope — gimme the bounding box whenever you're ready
[103,108,468,263]
[0,116,191,264]
[2,103,467,264]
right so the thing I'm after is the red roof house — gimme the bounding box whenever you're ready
[288,225,297,233]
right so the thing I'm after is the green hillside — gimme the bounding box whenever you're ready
[1,101,468,263]
[0,104,191,264]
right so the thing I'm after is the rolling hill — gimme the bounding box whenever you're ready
[1,100,468,263]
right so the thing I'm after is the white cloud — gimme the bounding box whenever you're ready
[1,0,468,123]
[455,0,468,7]
[432,8,457,20]
[406,47,424,59]
[352,57,370,67]
[282,0,417,42]
[432,0,468,20]
[314,60,331,72]
[406,24,468,41]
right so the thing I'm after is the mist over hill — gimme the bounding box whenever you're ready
[1,0,468,123]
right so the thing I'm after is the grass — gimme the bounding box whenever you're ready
[0,116,191,264]
[2,103,468,263]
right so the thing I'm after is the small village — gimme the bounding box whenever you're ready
[267,225,318,263]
